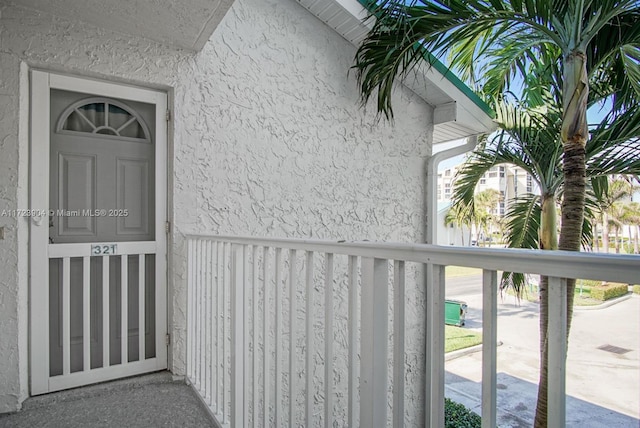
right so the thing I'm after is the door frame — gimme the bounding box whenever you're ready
[29,70,168,394]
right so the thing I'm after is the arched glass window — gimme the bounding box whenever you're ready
[56,98,151,142]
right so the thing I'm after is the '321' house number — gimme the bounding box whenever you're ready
[91,244,118,255]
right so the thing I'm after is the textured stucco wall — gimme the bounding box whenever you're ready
[0,0,433,416]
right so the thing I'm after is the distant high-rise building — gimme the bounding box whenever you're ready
[437,163,538,218]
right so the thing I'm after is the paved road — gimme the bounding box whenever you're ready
[444,274,640,427]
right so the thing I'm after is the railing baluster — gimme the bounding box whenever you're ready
[548,276,567,427]
[205,240,212,405]
[305,251,314,427]
[252,245,259,428]
[325,253,334,427]
[102,255,110,368]
[263,246,270,428]
[360,257,388,428]
[393,260,405,428]
[187,240,193,380]
[231,244,245,428]
[62,257,71,375]
[199,240,205,391]
[217,242,224,416]
[347,255,359,428]
[210,241,218,411]
[223,242,229,423]
[243,245,250,425]
[482,269,498,428]
[426,263,446,427]
[275,248,283,426]
[289,249,297,428]
[83,256,91,372]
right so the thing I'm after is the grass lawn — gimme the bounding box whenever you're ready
[445,265,482,278]
[445,326,482,353]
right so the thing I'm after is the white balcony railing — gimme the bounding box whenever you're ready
[185,234,638,427]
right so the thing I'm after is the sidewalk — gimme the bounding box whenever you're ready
[445,290,640,427]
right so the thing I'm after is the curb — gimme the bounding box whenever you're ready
[574,292,633,311]
[445,341,503,361]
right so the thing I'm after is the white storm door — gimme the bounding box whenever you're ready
[30,71,168,394]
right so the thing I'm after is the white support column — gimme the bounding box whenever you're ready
[426,263,445,427]
[482,270,498,428]
[231,244,246,428]
[548,276,567,427]
[360,258,389,428]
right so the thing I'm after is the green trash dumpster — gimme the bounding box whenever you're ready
[445,300,468,326]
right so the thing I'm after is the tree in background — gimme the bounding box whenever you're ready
[353,2,640,424]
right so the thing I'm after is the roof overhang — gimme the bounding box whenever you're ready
[9,0,235,51]
[296,0,497,143]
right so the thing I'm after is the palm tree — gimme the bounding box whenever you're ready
[474,188,502,246]
[453,102,640,423]
[621,201,640,254]
[353,2,640,424]
[443,202,470,245]
[595,178,634,252]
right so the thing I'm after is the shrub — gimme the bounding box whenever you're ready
[576,279,601,288]
[632,285,640,295]
[589,283,629,301]
[445,398,482,428]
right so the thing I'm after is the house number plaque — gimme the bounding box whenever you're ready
[91,243,118,255]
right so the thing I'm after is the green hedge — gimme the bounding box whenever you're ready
[577,279,602,288]
[589,283,629,301]
[632,285,640,295]
[445,398,481,428]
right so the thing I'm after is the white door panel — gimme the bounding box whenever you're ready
[30,71,167,395]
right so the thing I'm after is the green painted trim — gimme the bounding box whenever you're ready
[356,0,495,118]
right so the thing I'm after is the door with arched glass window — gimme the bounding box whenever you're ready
[30,72,168,394]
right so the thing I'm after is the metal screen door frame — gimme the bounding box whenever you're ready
[29,71,168,394]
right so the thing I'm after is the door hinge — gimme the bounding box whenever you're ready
[165,221,171,234]
[165,334,171,346]
[166,109,171,122]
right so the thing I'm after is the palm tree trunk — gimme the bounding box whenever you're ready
[534,194,558,427]
[603,212,610,253]
[535,50,588,428]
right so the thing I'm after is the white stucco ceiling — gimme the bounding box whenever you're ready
[9,0,235,51]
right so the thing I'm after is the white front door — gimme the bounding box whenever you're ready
[30,71,168,394]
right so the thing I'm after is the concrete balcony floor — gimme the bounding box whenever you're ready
[0,372,215,428]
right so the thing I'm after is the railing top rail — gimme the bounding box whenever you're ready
[186,234,640,284]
